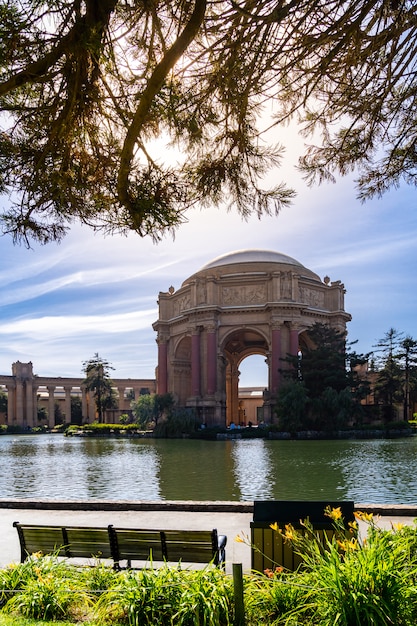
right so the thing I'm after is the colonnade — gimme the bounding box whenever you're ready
[0,362,156,428]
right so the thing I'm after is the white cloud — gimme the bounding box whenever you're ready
[0,309,157,339]
[0,144,416,382]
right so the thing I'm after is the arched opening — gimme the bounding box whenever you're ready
[239,354,268,387]
[223,329,268,427]
[238,354,268,425]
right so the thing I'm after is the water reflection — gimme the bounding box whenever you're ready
[334,438,417,504]
[231,439,274,500]
[258,440,350,501]
[0,434,417,503]
[155,439,237,501]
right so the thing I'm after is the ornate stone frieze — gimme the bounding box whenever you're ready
[299,286,325,308]
[222,284,267,305]
[173,293,191,315]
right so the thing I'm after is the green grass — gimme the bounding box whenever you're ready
[0,617,82,626]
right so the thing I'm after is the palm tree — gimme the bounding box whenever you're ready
[82,354,115,423]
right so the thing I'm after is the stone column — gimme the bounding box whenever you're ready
[290,327,299,356]
[118,387,125,411]
[81,386,88,423]
[191,328,201,397]
[157,336,168,395]
[271,324,281,394]
[32,384,39,426]
[15,380,24,426]
[6,385,15,423]
[25,378,34,428]
[47,385,55,429]
[88,392,96,422]
[64,386,72,424]
[227,360,240,426]
[206,326,217,395]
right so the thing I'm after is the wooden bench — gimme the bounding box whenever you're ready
[13,522,227,570]
[111,527,226,569]
[250,500,355,572]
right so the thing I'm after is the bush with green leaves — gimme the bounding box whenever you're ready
[95,566,233,626]
[3,517,417,625]
[2,556,90,621]
[241,508,417,626]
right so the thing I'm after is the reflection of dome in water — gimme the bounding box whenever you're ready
[184,248,321,285]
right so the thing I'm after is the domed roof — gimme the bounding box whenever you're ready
[200,249,304,271]
[183,249,321,285]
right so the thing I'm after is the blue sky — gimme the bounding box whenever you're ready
[1,125,416,387]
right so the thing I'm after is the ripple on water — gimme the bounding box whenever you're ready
[0,434,416,503]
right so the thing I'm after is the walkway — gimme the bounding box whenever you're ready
[0,500,416,574]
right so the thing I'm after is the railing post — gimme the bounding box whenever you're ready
[233,562,245,625]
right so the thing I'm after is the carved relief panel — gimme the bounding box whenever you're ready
[299,286,325,308]
[222,284,267,305]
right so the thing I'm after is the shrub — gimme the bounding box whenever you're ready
[95,565,233,625]
[3,520,417,626]
[249,509,417,626]
[3,556,89,621]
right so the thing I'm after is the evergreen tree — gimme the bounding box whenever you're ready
[299,324,349,398]
[373,328,404,421]
[276,382,309,433]
[277,323,369,430]
[398,336,417,421]
[0,1,416,245]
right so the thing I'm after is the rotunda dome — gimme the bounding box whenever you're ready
[200,249,303,270]
[184,249,322,285]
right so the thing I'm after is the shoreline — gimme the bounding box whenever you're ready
[0,499,416,517]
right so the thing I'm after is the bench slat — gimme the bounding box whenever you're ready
[110,528,165,567]
[13,524,66,560]
[64,527,113,559]
[163,530,220,564]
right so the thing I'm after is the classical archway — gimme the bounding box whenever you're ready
[153,249,351,427]
[222,328,268,425]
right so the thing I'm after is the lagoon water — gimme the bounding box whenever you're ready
[0,434,416,504]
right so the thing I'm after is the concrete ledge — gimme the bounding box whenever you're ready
[356,503,417,517]
[0,499,253,513]
[0,499,416,517]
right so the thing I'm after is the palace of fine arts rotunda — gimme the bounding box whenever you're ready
[0,249,351,429]
[153,249,351,427]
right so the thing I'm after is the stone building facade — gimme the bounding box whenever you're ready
[153,249,351,426]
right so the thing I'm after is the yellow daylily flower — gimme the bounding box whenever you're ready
[348,520,358,533]
[327,506,342,521]
[346,538,358,550]
[354,510,373,522]
[284,524,296,540]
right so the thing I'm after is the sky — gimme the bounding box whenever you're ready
[1,125,416,388]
